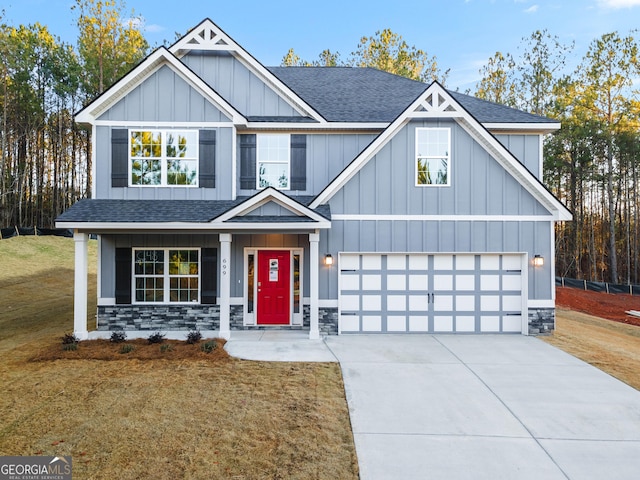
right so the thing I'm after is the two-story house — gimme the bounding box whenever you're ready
[57,19,571,340]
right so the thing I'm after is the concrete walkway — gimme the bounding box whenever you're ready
[225,333,640,479]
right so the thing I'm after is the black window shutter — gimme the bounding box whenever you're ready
[239,134,256,190]
[201,248,218,304]
[115,248,132,304]
[199,129,216,188]
[290,134,306,191]
[112,129,129,187]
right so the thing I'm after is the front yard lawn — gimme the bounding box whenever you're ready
[0,237,359,479]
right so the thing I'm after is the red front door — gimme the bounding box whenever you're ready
[257,250,291,325]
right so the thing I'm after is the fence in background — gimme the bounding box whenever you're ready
[0,227,73,240]
[556,276,640,296]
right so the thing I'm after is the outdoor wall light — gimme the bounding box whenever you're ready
[533,255,544,267]
[324,254,333,266]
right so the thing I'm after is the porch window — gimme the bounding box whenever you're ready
[134,249,199,303]
[293,253,300,314]
[257,134,290,189]
[130,130,198,186]
[247,253,255,313]
[415,127,450,186]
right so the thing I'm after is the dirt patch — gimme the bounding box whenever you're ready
[542,308,640,390]
[31,338,229,362]
[556,287,640,327]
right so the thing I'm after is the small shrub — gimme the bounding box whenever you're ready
[160,343,174,353]
[200,340,217,353]
[147,331,165,344]
[119,344,135,354]
[110,330,127,343]
[62,343,78,351]
[185,329,202,344]
[61,333,79,345]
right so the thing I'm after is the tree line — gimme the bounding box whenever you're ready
[2,2,638,284]
[0,0,147,228]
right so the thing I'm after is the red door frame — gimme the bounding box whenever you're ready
[257,250,291,325]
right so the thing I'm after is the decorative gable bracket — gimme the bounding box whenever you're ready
[174,22,234,53]
[411,87,461,118]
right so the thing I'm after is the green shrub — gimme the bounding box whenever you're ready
[160,343,174,353]
[119,344,135,354]
[110,330,127,343]
[61,333,79,345]
[185,329,202,344]
[200,340,217,353]
[62,343,78,351]
[147,331,165,344]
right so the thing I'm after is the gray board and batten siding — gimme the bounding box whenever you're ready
[495,134,541,179]
[181,51,303,118]
[98,65,232,123]
[319,119,555,302]
[329,120,551,217]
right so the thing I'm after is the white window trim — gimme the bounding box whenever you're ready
[256,133,291,191]
[415,127,451,187]
[129,129,199,187]
[132,247,201,304]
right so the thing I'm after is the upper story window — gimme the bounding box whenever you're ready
[257,134,290,189]
[130,130,198,186]
[415,127,450,186]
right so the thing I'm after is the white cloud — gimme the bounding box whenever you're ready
[524,4,539,13]
[598,0,640,7]
[145,24,165,33]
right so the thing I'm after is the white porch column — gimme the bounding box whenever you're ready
[309,231,320,340]
[73,231,89,340]
[219,233,232,339]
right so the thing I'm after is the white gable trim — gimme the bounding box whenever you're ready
[170,19,326,124]
[311,82,572,221]
[213,187,330,225]
[75,47,245,125]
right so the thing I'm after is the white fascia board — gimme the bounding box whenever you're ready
[243,122,387,132]
[169,19,326,124]
[75,48,246,126]
[56,221,330,231]
[332,214,556,222]
[214,188,329,224]
[484,122,561,134]
[92,120,234,128]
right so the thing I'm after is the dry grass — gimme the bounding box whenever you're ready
[0,236,359,479]
[542,308,640,391]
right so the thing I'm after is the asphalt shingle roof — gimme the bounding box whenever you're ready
[267,66,557,125]
[56,198,331,223]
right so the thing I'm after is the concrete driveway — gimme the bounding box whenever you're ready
[324,334,640,480]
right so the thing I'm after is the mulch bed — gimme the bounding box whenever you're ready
[556,287,640,327]
[30,338,230,362]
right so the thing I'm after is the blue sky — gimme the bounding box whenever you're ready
[3,0,640,91]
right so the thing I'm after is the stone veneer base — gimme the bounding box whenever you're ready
[528,307,555,335]
[98,305,545,336]
[97,305,339,335]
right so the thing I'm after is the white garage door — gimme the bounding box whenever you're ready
[338,253,525,334]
